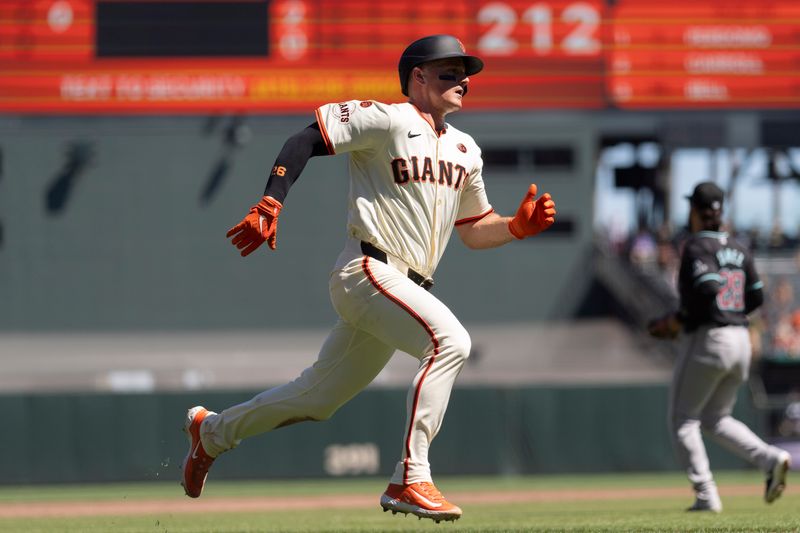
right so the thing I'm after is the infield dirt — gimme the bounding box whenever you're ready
[0,484,765,518]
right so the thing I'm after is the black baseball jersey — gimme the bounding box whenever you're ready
[678,230,764,331]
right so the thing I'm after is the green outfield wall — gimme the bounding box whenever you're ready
[0,384,763,485]
[0,114,595,332]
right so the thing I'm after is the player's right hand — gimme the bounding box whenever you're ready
[508,184,556,239]
[226,195,283,256]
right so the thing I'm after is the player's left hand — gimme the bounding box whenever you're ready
[508,183,556,239]
[226,195,283,256]
[647,313,682,339]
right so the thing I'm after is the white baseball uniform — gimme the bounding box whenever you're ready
[200,100,494,485]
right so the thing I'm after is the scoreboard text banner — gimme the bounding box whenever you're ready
[0,0,797,113]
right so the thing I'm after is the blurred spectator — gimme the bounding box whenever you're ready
[737,227,760,251]
[772,278,794,314]
[627,226,658,273]
[605,216,629,255]
[765,223,799,251]
[768,223,786,250]
[778,391,800,438]
[773,309,800,358]
[762,277,798,357]
[654,224,680,292]
[750,311,768,359]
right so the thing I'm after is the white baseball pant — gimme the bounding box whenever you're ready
[200,238,470,485]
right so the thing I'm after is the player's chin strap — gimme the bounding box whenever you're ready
[438,74,468,95]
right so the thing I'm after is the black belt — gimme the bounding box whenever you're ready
[361,241,434,291]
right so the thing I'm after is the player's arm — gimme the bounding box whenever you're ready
[745,285,764,314]
[654,242,717,335]
[694,275,722,296]
[263,122,330,204]
[649,268,722,338]
[686,248,723,317]
[743,254,765,314]
[456,212,513,249]
[647,243,702,340]
[457,183,556,249]
[227,123,330,256]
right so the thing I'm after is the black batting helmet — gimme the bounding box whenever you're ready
[398,35,484,96]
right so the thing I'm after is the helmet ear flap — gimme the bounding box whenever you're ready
[399,59,414,96]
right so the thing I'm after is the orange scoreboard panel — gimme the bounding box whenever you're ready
[607,0,800,109]
[0,0,605,113]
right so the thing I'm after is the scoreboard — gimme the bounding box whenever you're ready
[608,0,800,109]
[0,0,797,114]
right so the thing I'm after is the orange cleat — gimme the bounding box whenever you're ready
[181,406,216,498]
[380,481,462,522]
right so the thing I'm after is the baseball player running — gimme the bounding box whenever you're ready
[180,34,556,522]
[648,181,791,513]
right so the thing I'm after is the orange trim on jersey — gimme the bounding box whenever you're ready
[455,207,494,226]
[409,103,446,137]
[314,107,336,155]
[361,255,439,485]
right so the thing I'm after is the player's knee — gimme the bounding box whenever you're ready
[441,326,471,363]
[674,416,699,437]
[700,414,725,431]
[668,408,693,431]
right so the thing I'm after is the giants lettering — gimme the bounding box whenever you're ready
[438,161,452,187]
[420,157,434,182]
[392,158,409,183]
[337,103,350,123]
[391,157,467,190]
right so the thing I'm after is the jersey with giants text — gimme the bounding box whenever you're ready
[678,230,763,330]
[315,100,492,278]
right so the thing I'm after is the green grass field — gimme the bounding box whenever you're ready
[0,471,796,532]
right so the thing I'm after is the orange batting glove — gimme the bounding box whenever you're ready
[508,184,556,239]
[226,195,283,256]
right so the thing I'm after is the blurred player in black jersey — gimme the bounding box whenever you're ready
[648,181,791,513]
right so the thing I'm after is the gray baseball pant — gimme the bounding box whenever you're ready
[669,324,781,492]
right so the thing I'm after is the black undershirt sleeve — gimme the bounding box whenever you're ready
[263,122,330,203]
[744,253,764,314]
[696,279,721,296]
[745,287,764,314]
[679,241,719,327]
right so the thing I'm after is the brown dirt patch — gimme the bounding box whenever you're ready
[0,485,763,518]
